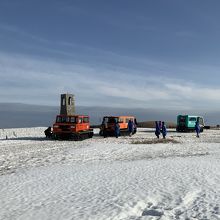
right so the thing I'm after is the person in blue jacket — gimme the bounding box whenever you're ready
[159,121,162,132]
[114,121,120,138]
[128,120,134,136]
[155,121,160,139]
[161,121,167,139]
[195,121,200,138]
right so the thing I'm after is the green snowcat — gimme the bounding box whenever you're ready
[176,115,204,132]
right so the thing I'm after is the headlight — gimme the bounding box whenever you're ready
[53,125,59,128]
[70,126,75,128]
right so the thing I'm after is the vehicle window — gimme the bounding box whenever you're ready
[63,116,70,123]
[108,117,117,123]
[119,118,124,123]
[83,117,89,123]
[102,117,107,124]
[56,116,62,123]
[126,118,129,123]
[78,118,83,123]
[70,117,76,123]
[199,118,204,125]
[115,118,119,123]
[189,117,196,121]
[56,116,69,123]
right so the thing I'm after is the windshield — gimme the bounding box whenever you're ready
[103,117,119,124]
[56,116,76,123]
[189,117,197,121]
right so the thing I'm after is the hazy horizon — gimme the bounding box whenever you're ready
[0,102,219,129]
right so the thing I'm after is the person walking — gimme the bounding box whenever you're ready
[195,121,200,138]
[114,122,120,138]
[161,121,167,139]
[155,121,160,139]
[128,119,134,136]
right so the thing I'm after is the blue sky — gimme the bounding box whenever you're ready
[1,0,220,109]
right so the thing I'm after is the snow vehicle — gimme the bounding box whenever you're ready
[176,115,204,132]
[52,114,94,140]
[99,116,137,137]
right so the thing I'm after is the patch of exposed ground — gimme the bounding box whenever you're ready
[132,138,180,145]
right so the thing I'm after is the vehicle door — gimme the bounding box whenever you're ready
[198,117,204,127]
[77,117,84,132]
[83,117,90,130]
[188,117,197,128]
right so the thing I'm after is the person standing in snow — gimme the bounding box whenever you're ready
[159,121,162,132]
[195,121,200,138]
[161,121,167,139]
[134,118,138,133]
[128,120,134,136]
[155,121,160,139]
[114,121,120,138]
[44,126,53,138]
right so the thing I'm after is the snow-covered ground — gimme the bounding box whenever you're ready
[0,127,220,220]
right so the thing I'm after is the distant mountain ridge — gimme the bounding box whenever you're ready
[0,103,219,128]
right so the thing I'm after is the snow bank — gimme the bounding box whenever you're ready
[0,128,220,219]
[0,127,46,139]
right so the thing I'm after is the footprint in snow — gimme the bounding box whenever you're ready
[142,208,164,217]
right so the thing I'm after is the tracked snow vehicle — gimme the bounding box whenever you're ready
[50,94,93,140]
[53,114,93,140]
[176,115,204,132]
[99,116,137,137]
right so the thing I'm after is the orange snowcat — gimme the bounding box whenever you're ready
[52,114,93,140]
[99,116,137,137]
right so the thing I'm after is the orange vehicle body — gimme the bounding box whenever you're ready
[100,116,137,137]
[53,114,93,140]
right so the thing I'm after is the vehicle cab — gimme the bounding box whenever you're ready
[176,115,204,132]
[53,114,92,139]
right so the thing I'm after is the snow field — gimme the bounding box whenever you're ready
[0,128,220,220]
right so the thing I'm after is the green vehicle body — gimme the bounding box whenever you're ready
[176,115,205,132]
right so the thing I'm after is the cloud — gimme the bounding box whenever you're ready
[165,83,220,101]
[175,31,198,38]
[0,52,220,110]
[0,23,49,43]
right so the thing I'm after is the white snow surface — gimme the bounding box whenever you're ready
[0,127,220,220]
